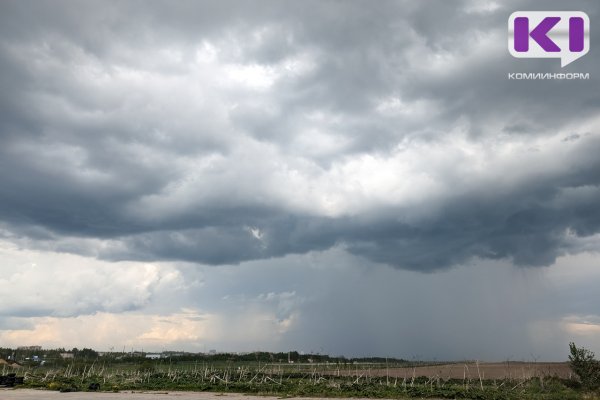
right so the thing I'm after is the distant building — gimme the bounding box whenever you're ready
[145,353,161,359]
[60,353,74,359]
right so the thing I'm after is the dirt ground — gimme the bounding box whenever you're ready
[346,362,573,380]
[0,391,289,400]
[0,390,413,400]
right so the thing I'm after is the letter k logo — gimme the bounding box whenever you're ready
[514,17,561,52]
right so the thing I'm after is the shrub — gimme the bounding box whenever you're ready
[568,342,600,389]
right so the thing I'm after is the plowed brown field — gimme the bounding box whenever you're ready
[344,362,572,380]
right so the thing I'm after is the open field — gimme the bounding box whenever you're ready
[2,360,598,400]
[347,361,574,380]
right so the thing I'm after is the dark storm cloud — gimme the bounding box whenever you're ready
[100,147,600,270]
[0,0,599,271]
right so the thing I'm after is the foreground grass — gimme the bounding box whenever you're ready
[10,363,599,400]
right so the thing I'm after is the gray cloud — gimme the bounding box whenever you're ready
[0,0,599,275]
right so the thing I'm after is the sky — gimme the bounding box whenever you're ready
[0,0,599,361]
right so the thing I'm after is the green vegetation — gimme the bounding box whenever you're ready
[1,345,599,399]
[569,342,600,390]
[13,365,594,399]
[0,347,406,367]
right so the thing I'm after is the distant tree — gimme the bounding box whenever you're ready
[569,342,600,389]
[288,351,299,362]
[72,348,99,360]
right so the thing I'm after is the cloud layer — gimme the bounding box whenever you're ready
[1,0,600,359]
[1,0,600,270]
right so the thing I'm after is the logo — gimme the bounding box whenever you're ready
[508,11,590,67]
